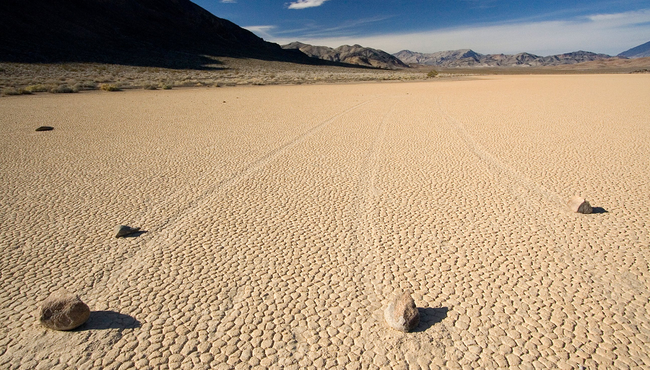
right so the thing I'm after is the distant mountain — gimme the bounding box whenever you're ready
[283,42,409,69]
[552,56,650,72]
[394,49,616,67]
[618,41,650,58]
[0,0,314,68]
[394,49,481,67]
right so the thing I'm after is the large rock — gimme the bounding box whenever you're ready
[40,290,90,330]
[568,196,592,214]
[384,291,420,332]
[114,225,140,238]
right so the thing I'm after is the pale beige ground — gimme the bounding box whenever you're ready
[1,75,649,369]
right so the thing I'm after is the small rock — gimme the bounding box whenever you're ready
[40,289,90,330]
[568,196,592,214]
[114,225,141,238]
[35,126,54,131]
[384,290,420,332]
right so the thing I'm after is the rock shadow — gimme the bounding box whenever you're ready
[591,207,608,214]
[123,230,148,238]
[413,307,448,332]
[76,311,141,331]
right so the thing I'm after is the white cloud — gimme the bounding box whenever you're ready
[220,0,237,3]
[267,9,650,56]
[287,0,329,10]
[586,9,650,24]
[462,0,498,10]
[244,25,276,40]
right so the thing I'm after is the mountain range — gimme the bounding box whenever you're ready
[393,49,618,68]
[282,41,650,69]
[282,42,408,69]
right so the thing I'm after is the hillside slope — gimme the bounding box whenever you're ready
[618,41,650,58]
[0,0,311,68]
[283,42,408,69]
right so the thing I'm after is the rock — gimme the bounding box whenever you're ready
[568,196,592,214]
[115,225,140,238]
[40,289,90,330]
[35,126,54,131]
[384,290,420,332]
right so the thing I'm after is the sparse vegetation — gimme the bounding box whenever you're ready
[0,60,445,97]
[50,84,77,93]
[25,85,50,93]
[427,69,439,78]
[143,84,158,90]
[4,88,21,96]
[2,88,30,96]
[78,81,97,90]
[4,56,645,98]
[100,84,121,91]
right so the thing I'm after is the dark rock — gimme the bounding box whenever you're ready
[568,196,592,214]
[115,225,141,238]
[40,289,90,331]
[384,290,420,332]
[35,126,54,131]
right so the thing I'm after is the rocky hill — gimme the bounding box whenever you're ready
[618,41,650,58]
[0,0,313,68]
[394,49,617,67]
[283,42,408,69]
[393,49,480,66]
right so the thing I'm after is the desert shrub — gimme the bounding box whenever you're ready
[2,88,30,96]
[160,83,172,90]
[176,80,197,88]
[100,84,121,91]
[2,88,19,96]
[143,84,158,90]
[25,85,50,93]
[79,81,98,90]
[61,64,80,72]
[50,84,77,93]
[427,70,439,78]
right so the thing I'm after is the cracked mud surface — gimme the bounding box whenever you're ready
[1,75,649,369]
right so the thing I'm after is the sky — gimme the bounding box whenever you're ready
[193,0,650,56]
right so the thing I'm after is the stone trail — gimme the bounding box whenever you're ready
[1,76,649,369]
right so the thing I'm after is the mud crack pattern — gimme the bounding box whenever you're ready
[1,75,649,369]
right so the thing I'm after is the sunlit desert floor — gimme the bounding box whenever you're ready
[1,75,649,369]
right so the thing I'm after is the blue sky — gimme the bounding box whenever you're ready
[194,0,650,55]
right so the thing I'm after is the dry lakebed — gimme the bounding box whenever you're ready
[1,74,649,369]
